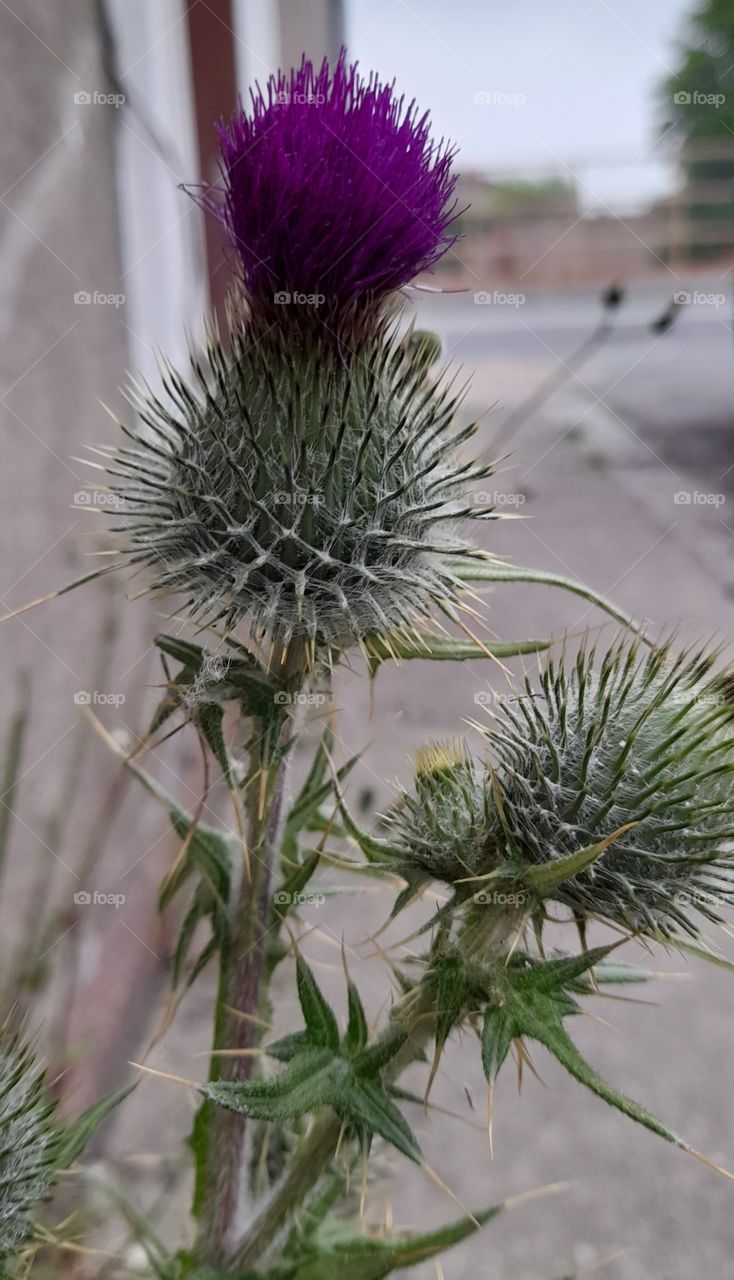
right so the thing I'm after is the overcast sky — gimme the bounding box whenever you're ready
[347,0,696,211]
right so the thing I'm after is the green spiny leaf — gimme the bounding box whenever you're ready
[485,956,685,1148]
[344,1076,421,1163]
[521,825,634,895]
[365,632,550,676]
[481,1003,515,1084]
[292,1204,500,1279]
[274,851,322,921]
[196,702,232,786]
[445,560,645,637]
[434,951,468,1058]
[296,957,340,1051]
[345,979,369,1055]
[55,1083,136,1170]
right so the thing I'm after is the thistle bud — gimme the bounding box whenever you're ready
[393,642,734,938]
[110,324,493,652]
[390,740,495,882]
[0,1038,58,1260]
[490,642,734,935]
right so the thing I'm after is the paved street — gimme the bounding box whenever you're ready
[326,283,734,1279]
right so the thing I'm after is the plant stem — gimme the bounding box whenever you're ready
[230,981,437,1270]
[230,903,526,1268]
[232,1111,343,1271]
[196,698,301,1265]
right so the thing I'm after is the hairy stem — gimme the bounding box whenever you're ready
[232,1111,343,1271]
[231,980,437,1270]
[229,901,526,1268]
[196,660,309,1266]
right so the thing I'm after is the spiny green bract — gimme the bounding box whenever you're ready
[392,642,734,937]
[106,315,494,654]
[0,1038,58,1260]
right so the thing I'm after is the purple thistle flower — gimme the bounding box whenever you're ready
[209,50,460,324]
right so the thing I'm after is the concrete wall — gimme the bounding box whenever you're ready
[0,0,182,1107]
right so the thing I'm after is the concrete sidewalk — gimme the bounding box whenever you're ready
[120,354,734,1280]
[326,357,734,1280]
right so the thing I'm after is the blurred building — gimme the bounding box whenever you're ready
[438,150,734,290]
[0,0,343,1110]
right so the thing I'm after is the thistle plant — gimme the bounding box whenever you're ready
[6,48,734,1280]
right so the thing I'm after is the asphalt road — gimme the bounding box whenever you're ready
[413,281,734,472]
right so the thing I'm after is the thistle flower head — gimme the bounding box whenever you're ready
[0,1037,58,1260]
[488,641,734,935]
[110,321,493,655]
[393,641,734,938]
[210,51,459,327]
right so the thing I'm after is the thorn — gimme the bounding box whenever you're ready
[422,1162,480,1227]
[223,1006,273,1030]
[130,1062,198,1089]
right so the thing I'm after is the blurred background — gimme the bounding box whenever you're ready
[1,1,734,1276]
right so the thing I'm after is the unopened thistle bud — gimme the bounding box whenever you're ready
[109,323,494,651]
[391,741,494,881]
[0,1038,58,1261]
[392,642,734,937]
